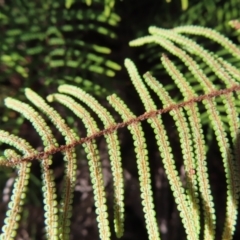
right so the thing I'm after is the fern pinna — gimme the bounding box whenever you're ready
[0,25,240,240]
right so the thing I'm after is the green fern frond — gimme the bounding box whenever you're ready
[57,85,124,238]
[47,93,111,240]
[108,93,160,240]
[149,27,239,85]
[1,150,29,240]
[66,0,116,16]
[130,26,240,240]
[173,26,240,59]
[161,54,216,239]
[143,72,200,235]
[0,0,121,93]
[177,0,240,33]
[124,58,198,240]
[24,89,78,240]
[168,27,240,170]
[4,99,59,240]
[0,131,33,240]
[147,28,240,239]
[1,19,240,240]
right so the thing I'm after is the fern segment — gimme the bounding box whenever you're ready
[131,26,240,238]
[125,59,198,240]
[204,98,239,240]
[131,27,240,239]
[161,54,216,239]
[169,29,240,201]
[153,30,240,239]
[4,98,59,240]
[0,132,33,240]
[143,72,200,235]
[58,85,125,238]
[47,93,111,240]
[24,89,78,240]
[108,94,161,240]
[149,27,239,88]
[173,26,240,59]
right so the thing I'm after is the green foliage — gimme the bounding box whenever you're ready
[108,93,160,240]
[0,0,121,140]
[1,0,240,239]
[0,25,240,240]
[0,0,120,86]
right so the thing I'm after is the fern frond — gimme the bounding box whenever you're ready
[57,85,125,238]
[124,58,198,240]
[47,93,111,240]
[130,27,240,239]
[173,26,240,59]
[0,131,33,240]
[108,94,160,240]
[152,29,240,239]
[203,98,239,240]
[216,58,240,82]
[1,25,240,239]
[143,72,200,235]
[24,89,78,240]
[150,28,240,239]
[4,99,59,240]
[161,54,216,239]
[176,1,240,33]
[149,27,239,87]
[169,29,240,195]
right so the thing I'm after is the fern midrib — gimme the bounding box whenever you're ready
[4,84,240,167]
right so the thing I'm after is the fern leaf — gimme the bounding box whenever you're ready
[161,54,216,239]
[124,58,198,240]
[0,131,33,240]
[154,35,239,239]
[148,29,239,238]
[147,29,240,239]
[170,34,240,187]
[47,93,111,240]
[143,72,200,235]
[24,88,78,240]
[108,94,161,240]
[148,27,239,88]
[57,85,125,238]
[173,26,240,59]
[4,98,59,240]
